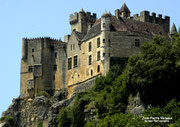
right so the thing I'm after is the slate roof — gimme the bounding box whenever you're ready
[120,3,131,13]
[81,14,168,42]
[170,23,177,35]
[82,22,101,41]
[74,31,85,40]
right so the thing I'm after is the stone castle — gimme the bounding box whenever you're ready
[20,3,177,98]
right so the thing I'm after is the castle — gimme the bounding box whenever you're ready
[20,3,177,98]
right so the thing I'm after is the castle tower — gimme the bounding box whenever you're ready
[69,9,96,35]
[119,3,131,18]
[170,23,177,36]
[101,11,111,75]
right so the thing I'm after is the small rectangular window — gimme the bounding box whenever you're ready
[68,57,72,70]
[103,53,106,57]
[135,39,140,47]
[28,66,33,72]
[55,52,57,58]
[32,49,34,52]
[103,39,105,43]
[97,38,100,48]
[97,51,100,61]
[74,55,78,68]
[71,45,73,51]
[108,39,111,46]
[53,65,57,71]
[89,42,92,52]
[73,44,75,50]
[89,55,92,65]
[53,75,55,80]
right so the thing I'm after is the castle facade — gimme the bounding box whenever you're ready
[20,3,176,98]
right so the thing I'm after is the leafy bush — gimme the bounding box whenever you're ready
[37,121,43,127]
[38,91,50,97]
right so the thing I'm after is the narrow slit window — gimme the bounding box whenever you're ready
[89,55,92,65]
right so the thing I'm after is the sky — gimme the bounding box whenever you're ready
[0,0,179,116]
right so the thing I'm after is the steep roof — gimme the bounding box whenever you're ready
[120,3,130,13]
[82,22,101,41]
[74,31,85,40]
[81,14,168,42]
[170,23,177,35]
[110,16,168,37]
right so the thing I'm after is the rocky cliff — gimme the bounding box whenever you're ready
[0,88,76,127]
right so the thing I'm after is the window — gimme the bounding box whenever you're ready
[135,39,140,47]
[103,53,106,57]
[97,51,100,61]
[74,55,78,68]
[89,55,92,65]
[73,44,75,50]
[53,65,57,71]
[97,65,100,73]
[28,66,33,72]
[55,52,57,58]
[103,23,106,28]
[108,39,111,46]
[71,45,73,51]
[68,57,72,70]
[91,69,93,76]
[32,48,34,52]
[53,75,55,80]
[97,38,100,48]
[103,39,105,43]
[89,42,92,52]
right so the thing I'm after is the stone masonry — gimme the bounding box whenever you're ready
[20,3,176,98]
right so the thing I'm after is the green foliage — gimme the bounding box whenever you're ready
[57,107,71,127]
[125,35,180,105]
[37,121,43,127]
[85,113,151,127]
[38,91,50,97]
[0,115,15,126]
[57,34,180,127]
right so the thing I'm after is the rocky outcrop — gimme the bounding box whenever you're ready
[0,88,75,127]
[126,93,145,115]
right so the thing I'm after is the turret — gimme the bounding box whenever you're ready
[101,11,111,31]
[115,3,130,19]
[119,3,131,18]
[170,23,177,36]
[69,9,96,35]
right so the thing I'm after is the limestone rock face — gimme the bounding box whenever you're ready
[126,93,145,115]
[0,89,73,127]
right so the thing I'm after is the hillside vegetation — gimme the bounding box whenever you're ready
[57,33,180,127]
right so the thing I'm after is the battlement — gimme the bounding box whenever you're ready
[70,12,78,25]
[133,11,170,32]
[86,12,96,22]
[69,11,96,25]
[22,37,62,42]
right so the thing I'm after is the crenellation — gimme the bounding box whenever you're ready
[133,10,170,32]
[20,3,171,99]
[70,12,78,25]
